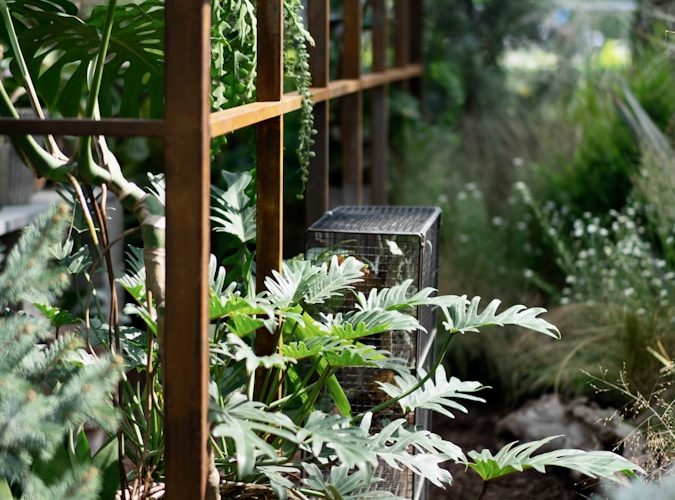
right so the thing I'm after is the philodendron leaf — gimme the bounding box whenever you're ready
[210,392,299,479]
[325,309,422,341]
[298,412,461,488]
[354,279,438,312]
[263,256,364,308]
[301,463,405,500]
[211,171,256,243]
[377,365,486,418]
[440,296,560,338]
[214,334,290,374]
[464,436,644,482]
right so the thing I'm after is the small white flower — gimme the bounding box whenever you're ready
[566,275,577,284]
[624,287,635,297]
[524,269,534,279]
[560,297,570,305]
[636,308,646,315]
[587,224,598,234]
[492,216,504,227]
[599,228,609,237]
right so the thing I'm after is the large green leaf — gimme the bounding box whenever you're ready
[211,171,257,244]
[440,296,560,338]
[210,393,299,479]
[325,309,421,340]
[214,334,290,374]
[377,365,486,419]
[298,412,461,488]
[301,463,406,500]
[263,256,364,308]
[3,0,164,118]
[355,279,438,312]
[464,436,643,482]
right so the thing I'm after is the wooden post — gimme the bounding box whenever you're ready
[164,0,211,498]
[341,0,363,205]
[255,0,284,358]
[306,0,330,226]
[371,0,389,205]
[410,0,424,101]
[395,0,411,69]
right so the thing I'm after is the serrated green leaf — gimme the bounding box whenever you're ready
[377,365,486,418]
[464,436,644,482]
[440,296,560,338]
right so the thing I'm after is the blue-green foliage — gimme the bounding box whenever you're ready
[0,204,121,499]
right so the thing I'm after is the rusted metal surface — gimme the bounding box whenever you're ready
[341,0,363,205]
[371,0,389,205]
[255,0,284,360]
[306,0,330,227]
[0,118,164,137]
[163,0,211,499]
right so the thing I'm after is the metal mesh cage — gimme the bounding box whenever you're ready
[306,206,441,500]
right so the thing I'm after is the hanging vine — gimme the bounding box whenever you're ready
[284,0,316,198]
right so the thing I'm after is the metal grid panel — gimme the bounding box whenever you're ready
[307,205,441,500]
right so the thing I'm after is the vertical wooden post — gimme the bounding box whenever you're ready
[341,0,363,205]
[410,0,424,101]
[394,0,411,69]
[164,0,211,498]
[371,0,389,205]
[255,0,284,357]
[306,0,330,226]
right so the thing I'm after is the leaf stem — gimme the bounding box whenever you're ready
[475,481,489,500]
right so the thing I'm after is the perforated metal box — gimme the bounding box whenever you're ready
[306,205,442,500]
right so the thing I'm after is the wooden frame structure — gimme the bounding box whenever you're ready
[0,0,423,497]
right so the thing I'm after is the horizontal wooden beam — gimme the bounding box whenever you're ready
[210,64,422,137]
[0,65,422,140]
[0,118,164,137]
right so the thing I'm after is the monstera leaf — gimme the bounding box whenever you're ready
[2,0,164,118]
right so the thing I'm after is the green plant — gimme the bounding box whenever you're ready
[112,178,642,496]
[0,204,121,499]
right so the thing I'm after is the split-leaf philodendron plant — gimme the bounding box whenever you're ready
[0,1,643,499]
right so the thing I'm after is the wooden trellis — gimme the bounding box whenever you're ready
[0,0,423,497]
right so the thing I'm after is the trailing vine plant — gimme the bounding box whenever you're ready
[284,0,316,197]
